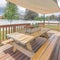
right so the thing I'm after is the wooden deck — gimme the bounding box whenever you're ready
[0,32,60,60]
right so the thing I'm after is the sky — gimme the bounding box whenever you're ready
[0,0,7,7]
[57,0,60,8]
[0,0,60,16]
[0,0,25,15]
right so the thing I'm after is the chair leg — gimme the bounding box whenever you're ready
[13,46,17,52]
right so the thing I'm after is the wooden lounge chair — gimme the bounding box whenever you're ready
[31,34,59,60]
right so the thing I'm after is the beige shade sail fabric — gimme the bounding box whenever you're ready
[7,0,60,14]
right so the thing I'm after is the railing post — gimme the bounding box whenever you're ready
[0,27,1,43]
[43,14,45,27]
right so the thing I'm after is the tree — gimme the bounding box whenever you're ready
[45,16,49,21]
[34,16,46,21]
[34,16,41,20]
[48,15,57,20]
[24,9,38,20]
[3,2,19,24]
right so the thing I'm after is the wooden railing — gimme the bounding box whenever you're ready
[0,24,30,42]
[0,23,60,43]
[38,23,45,27]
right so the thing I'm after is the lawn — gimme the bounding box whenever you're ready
[45,25,60,31]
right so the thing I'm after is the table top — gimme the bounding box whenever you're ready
[7,28,49,45]
[7,32,34,45]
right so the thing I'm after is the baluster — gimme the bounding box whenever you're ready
[16,26,17,32]
[2,27,4,40]
[13,26,16,32]
[6,26,7,39]
[9,26,10,33]
[0,27,1,43]
[19,26,20,31]
[19,26,21,32]
[17,26,19,32]
[11,26,12,33]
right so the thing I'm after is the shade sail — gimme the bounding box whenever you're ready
[7,0,60,14]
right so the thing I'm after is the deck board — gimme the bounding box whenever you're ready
[0,32,60,60]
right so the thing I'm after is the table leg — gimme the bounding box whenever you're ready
[26,42,33,52]
[12,43,17,52]
[13,46,16,52]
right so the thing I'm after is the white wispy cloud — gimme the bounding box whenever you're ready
[0,0,7,7]
[57,0,60,8]
[18,6,26,11]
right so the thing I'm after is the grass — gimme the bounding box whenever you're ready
[45,25,60,31]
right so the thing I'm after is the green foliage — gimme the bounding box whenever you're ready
[34,16,41,20]
[46,15,57,20]
[49,15,56,20]
[34,15,57,21]
[34,16,45,21]
[45,16,49,20]
[24,9,38,20]
[3,2,19,23]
